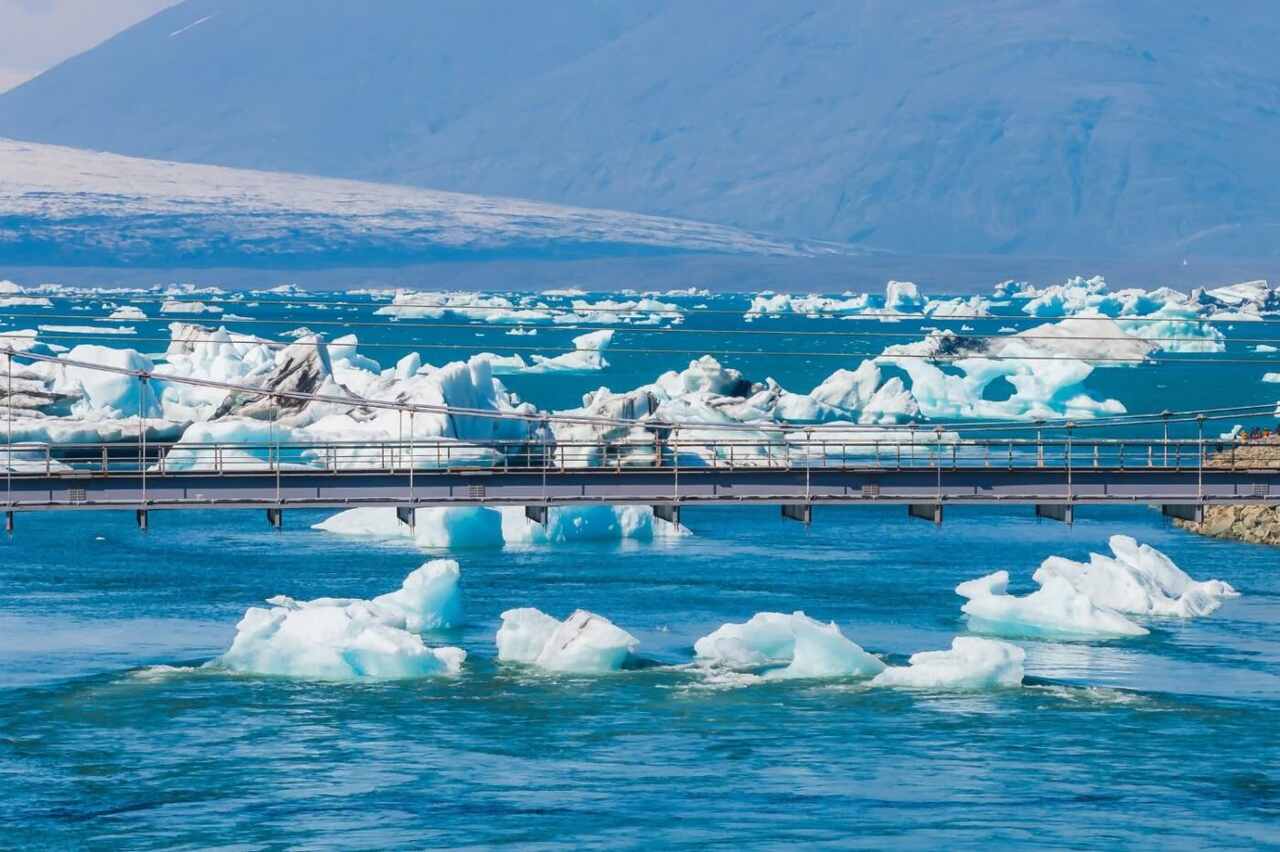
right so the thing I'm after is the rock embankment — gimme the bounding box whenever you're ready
[1175,505,1280,546]
[1175,436,1280,545]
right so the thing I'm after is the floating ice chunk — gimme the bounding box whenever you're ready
[495,608,563,663]
[64,344,162,418]
[107,306,148,321]
[1255,344,1278,353]
[694,611,884,678]
[499,505,687,544]
[1264,373,1280,383]
[778,614,886,679]
[314,504,680,549]
[160,299,223,315]
[956,570,1148,639]
[694,612,796,668]
[368,559,464,632]
[871,637,1025,689]
[885,280,925,313]
[1034,535,1239,618]
[0,281,53,308]
[213,560,465,680]
[40,324,137,336]
[496,608,638,673]
[522,329,613,373]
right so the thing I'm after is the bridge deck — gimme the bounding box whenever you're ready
[2,438,1277,514]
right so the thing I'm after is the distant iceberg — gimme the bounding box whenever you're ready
[313,504,687,549]
[212,560,465,680]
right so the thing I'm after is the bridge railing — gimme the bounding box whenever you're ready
[4,436,1278,476]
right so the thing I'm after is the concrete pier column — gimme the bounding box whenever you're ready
[907,503,943,525]
[396,505,416,531]
[652,504,681,527]
[525,505,549,526]
[4,511,12,535]
[136,509,149,531]
[1161,504,1203,524]
[1035,504,1074,524]
[267,508,283,529]
[781,503,812,525]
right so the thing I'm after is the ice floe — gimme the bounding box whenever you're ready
[1033,535,1239,618]
[956,570,1150,639]
[871,637,1025,689]
[693,611,885,679]
[212,560,466,680]
[496,608,639,673]
[106,305,148,321]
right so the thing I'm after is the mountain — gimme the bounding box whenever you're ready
[0,138,835,267]
[2,1,1280,257]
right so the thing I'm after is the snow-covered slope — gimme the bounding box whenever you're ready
[0,138,834,266]
[3,0,1279,256]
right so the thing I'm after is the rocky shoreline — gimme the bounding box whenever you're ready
[1174,437,1280,545]
[1175,505,1280,546]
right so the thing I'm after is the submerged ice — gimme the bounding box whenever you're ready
[213,560,465,680]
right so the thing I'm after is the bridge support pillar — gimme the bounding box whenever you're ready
[653,504,681,528]
[908,503,943,525]
[525,505,549,527]
[267,508,283,530]
[781,503,812,525]
[1161,504,1204,524]
[396,506,416,531]
[4,511,12,535]
[136,510,149,531]
[1035,504,1074,524]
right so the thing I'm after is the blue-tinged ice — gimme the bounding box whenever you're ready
[496,608,638,674]
[212,560,465,680]
[871,637,1025,689]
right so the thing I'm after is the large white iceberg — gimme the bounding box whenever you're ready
[212,560,465,680]
[495,608,639,673]
[314,504,685,548]
[956,570,1149,639]
[1033,535,1239,618]
[870,637,1025,689]
[693,611,885,679]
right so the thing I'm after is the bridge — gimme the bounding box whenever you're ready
[3,435,1277,531]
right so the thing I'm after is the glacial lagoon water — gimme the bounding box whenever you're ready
[1,283,1279,848]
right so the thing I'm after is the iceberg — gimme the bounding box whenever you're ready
[956,570,1149,639]
[313,503,684,549]
[495,608,638,673]
[1033,535,1239,618]
[693,611,885,679]
[212,560,466,680]
[106,305,148,321]
[160,299,223,315]
[871,637,1025,689]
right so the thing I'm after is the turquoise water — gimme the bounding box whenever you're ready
[1,289,1279,848]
